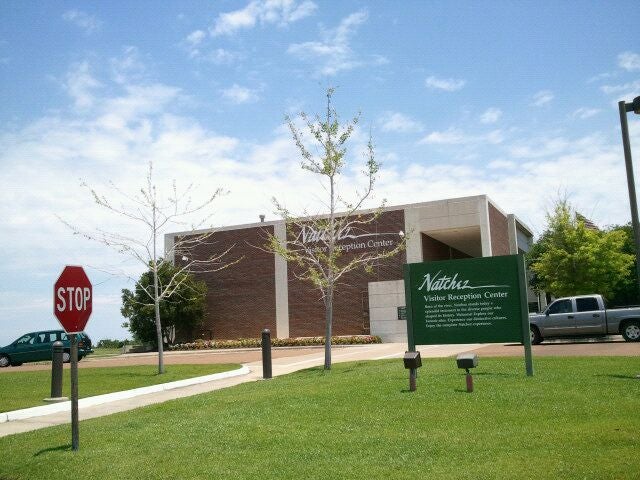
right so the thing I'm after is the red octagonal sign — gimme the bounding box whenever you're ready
[54,266,93,334]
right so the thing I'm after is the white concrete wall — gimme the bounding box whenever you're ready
[273,222,289,339]
[368,280,407,343]
[403,195,490,261]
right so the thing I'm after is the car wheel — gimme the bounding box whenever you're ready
[530,326,542,345]
[621,320,640,342]
[63,352,71,363]
[0,355,9,368]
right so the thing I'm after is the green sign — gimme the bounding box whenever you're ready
[403,254,533,375]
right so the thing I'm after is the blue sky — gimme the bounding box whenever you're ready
[1,1,639,345]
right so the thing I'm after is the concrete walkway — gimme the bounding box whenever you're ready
[0,342,480,438]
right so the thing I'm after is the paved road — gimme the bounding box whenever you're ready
[473,337,640,357]
[3,338,637,374]
[0,347,327,372]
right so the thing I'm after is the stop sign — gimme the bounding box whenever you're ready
[54,266,92,333]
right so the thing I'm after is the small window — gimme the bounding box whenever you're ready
[576,297,600,312]
[61,333,68,341]
[38,333,47,343]
[49,333,58,342]
[17,334,35,345]
[548,299,573,314]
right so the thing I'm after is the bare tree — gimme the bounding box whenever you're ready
[268,88,406,370]
[61,162,234,373]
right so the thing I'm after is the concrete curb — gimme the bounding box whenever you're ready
[0,365,250,424]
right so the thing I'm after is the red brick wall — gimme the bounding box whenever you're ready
[184,225,277,340]
[287,209,406,337]
[488,203,510,256]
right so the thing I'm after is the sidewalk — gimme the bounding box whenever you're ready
[0,342,480,438]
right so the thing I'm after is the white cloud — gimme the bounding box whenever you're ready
[220,84,259,104]
[62,10,101,34]
[571,107,600,120]
[600,80,640,102]
[618,51,640,71]
[182,31,240,63]
[379,112,423,133]
[206,48,240,64]
[419,128,503,145]
[287,10,384,76]
[212,0,317,36]
[531,90,554,107]
[480,107,502,124]
[425,76,465,92]
[487,160,516,170]
[65,62,102,109]
[587,71,616,84]
[186,30,206,46]
[110,46,146,85]
[508,136,570,159]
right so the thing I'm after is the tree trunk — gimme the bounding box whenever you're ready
[153,268,165,374]
[324,289,333,370]
[152,194,164,374]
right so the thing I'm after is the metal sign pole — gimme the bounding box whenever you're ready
[403,264,418,390]
[70,333,79,451]
[517,254,534,376]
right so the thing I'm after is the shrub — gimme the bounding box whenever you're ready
[96,338,132,349]
[168,335,382,351]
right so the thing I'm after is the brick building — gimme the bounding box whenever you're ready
[166,195,534,342]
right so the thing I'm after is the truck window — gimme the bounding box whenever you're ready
[576,297,599,312]
[548,299,572,314]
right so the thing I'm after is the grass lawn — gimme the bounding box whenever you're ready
[89,347,123,358]
[1,357,639,480]
[0,364,240,412]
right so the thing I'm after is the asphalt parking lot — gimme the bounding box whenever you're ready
[473,336,640,357]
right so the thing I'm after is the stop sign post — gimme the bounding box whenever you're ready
[53,265,92,452]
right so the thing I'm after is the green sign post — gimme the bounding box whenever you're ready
[403,254,533,376]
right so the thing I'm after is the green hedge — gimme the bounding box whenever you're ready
[168,335,382,351]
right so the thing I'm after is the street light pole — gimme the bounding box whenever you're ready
[619,97,640,299]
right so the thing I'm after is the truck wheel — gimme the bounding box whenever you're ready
[621,320,640,342]
[530,326,542,345]
[0,355,9,368]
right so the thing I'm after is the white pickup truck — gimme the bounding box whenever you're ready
[529,294,640,344]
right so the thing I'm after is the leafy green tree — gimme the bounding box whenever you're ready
[528,200,634,299]
[605,223,639,306]
[121,261,207,346]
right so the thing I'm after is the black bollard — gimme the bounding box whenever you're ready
[44,341,67,402]
[261,329,272,379]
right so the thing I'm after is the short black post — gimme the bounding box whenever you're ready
[261,329,272,379]
[465,369,474,393]
[409,368,417,392]
[51,341,64,398]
